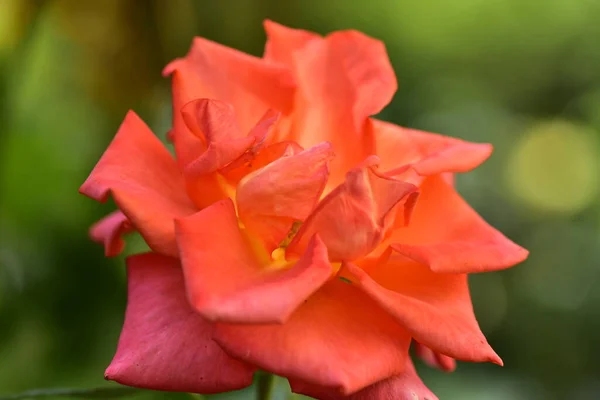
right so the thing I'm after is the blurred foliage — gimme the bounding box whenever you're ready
[1,0,599,399]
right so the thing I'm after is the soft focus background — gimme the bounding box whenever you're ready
[1,0,599,399]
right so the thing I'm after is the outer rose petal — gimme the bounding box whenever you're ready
[342,258,501,364]
[213,280,412,395]
[414,342,457,372]
[79,111,196,257]
[168,71,207,168]
[263,19,321,66]
[390,175,529,273]
[237,142,334,251]
[89,210,133,257]
[105,253,255,393]
[290,358,438,400]
[175,199,333,324]
[369,119,493,177]
[286,30,396,186]
[163,36,295,166]
[287,161,417,261]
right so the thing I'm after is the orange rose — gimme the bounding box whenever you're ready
[81,21,528,399]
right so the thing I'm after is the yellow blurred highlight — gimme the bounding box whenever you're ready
[505,120,599,215]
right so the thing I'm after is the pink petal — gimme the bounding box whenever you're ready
[89,210,133,257]
[175,199,333,324]
[105,253,255,393]
[213,280,412,395]
[414,342,457,372]
[290,358,438,400]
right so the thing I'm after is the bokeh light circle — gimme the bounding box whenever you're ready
[505,120,599,215]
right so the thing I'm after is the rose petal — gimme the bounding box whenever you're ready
[414,342,457,372]
[342,257,502,365]
[164,36,295,166]
[287,162,417,261]
[390,175,529,273]
[79,111,196,257]
[89,210,133,257]
[213,279,412,395]
[370,119,493,177]
[168,71,207,169]
[285,29,397,185]
[237,142,334,251]
[179,100,282,209]
[105,253,255,393]
[263,19,320,66]
[290,358,438,400]
[175,199,333,324]
[220,140,303,184]
[181,99,255,173]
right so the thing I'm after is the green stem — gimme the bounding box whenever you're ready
[256,372,275,400]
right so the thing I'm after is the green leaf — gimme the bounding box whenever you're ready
[0,387,142,400]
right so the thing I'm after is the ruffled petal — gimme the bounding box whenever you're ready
[89,210,133,257]
[285,30,397,185]
[175,199,333,324]
[79,111,196,257]
[213,279,412,395]
[263,19,320,66]
[390,175,529,273]
[341,257,501,364]
[287,161,417,261]
[220,140,303,184]
[237,142,334,251]
[179,99,281,209]
[369,119,493,177]
[181,99,252,174]
[105,253,255,393]
[163,36,295,164]
[290,358,438,400]
[414,342,457,372]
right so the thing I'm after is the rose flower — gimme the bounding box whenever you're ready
[80,21,528,400]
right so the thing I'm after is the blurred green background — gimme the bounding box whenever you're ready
[1,0,599,399]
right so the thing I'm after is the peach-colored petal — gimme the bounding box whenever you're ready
[105,253,255,393]
[369,119,493,178]
[180,99,282,209]
[342,258,502,365]
[390,175,529,273]
[89,210,133,257]
[164,36,295,166]
[263,19,321,66]
[218,108,285,181]
[175,199,333,324]
[213,280,412,395]
[414,342,457,372]
[181,99,252,174]
[168,71,207,169]
[290,358,438,400]
[221,140,303,184]
[287,162,417,261]
[237,142,334,251]
[285,30,396,185]
[79,111,196,257]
